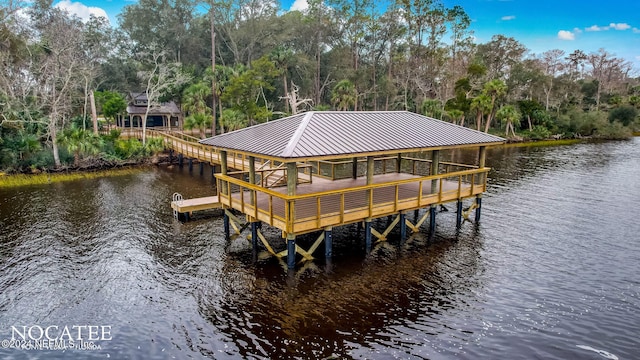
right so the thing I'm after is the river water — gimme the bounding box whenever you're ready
[0,138,638,359]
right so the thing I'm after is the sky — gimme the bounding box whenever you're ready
[53,0,640,71]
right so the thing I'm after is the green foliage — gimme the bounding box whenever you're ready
[608,106,637,126]
[522,125,552,140]
[96,91,127,124]
[144,137,166,156]
[220,56,278,124]
[496,104,520,137]
[219,109,248,132]
[596,121,633,139]
[421,99,444,119]
[113,138,145,159]
[57,127,104,166]
[183,113,212,139]
[331,80,356,111]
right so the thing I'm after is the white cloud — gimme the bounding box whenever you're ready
[609,22,631,30]
[501,15,515,21]
[289,0,309,12]
[585,25,604,32]
[585,22,632,32]
[573,27,583,34]
[54,0,109,23]
[557,30,575,41]
[634,28,640,33]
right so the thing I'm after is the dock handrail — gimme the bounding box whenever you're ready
[216,167,489,234]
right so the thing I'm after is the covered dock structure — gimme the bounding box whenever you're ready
[200,111,505,269]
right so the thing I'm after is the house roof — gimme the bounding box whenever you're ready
[199,111,505,160]
[126,102,181,115]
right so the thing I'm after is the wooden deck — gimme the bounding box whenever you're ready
[171,195,221,213]
[217,168,488,235]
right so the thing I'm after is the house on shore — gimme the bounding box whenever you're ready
[117,92,182,129]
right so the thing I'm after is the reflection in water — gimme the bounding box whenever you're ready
[1,139,639,359]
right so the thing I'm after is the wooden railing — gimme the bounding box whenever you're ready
[106,128,272,171]
[227,163,313,188]
[216,167,490,234]
[312,156,479,180]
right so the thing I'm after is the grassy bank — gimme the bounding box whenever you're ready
[0,167,149,188]
[499,138,583,148]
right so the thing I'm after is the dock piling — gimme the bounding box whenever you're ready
[287,234,296,269]
[251,221,259,255]
[188,158,193,172]
[429,205,437,235]
[475,196,482,222]
[399,212,406,241]
[178,153,184,167]
[456,200,463,228]
[223,212,230,239]
[324,227,333,259]
[365,219,372,253]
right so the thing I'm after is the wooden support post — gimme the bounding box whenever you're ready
[399,212,406,241]
[199,162,204,175]
[178,153,184,167]
[249,156,256,205]
[430,150,440,193]
[366,156,374,184]
[429,205,436,235]
[352,157,358,179]
[476,146,486,223]
[414,209,419,222]
[397,153,402,173]
[251,221,259,253]
[456,200,463,228]
[223,212,230,239]
[478,146,487,172]
[324,227,333,259]
[169,149,173,163]
[188,158,193,172]
[287,162,297,196]
[220,150,228,195]
[365,219,372,253]
[287,233,296,269]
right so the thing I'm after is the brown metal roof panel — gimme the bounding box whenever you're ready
[200,111,504,158]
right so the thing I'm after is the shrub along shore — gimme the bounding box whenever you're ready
[2,135,636,188]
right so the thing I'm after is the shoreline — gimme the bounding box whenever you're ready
[0,136,636,188]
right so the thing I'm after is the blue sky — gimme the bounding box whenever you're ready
[54,0,640,71]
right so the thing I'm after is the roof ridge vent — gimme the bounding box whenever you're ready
[282,112,314,157]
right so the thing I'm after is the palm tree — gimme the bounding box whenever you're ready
[331,80,356,111]
[219,109,247,132]
[496,105,520,137]
[183,113,212,139]
[483,79,507,132]
[447,109,465,126]
[58,127,103,166]
[182,82,212,138]
[421,99,443,119]
[270,46,295,114]
[470,94,491,131]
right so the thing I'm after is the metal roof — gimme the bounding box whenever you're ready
[126,102,181,115]
[199,111,505,159]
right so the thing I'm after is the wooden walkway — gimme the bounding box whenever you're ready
[116,128,292,216]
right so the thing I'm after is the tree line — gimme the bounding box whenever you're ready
[1,0,639,172]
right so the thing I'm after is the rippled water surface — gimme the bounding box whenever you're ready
[1,139,639,359]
